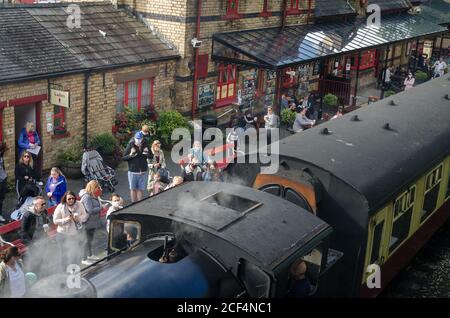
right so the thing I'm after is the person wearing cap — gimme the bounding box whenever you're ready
[123,131,153,202]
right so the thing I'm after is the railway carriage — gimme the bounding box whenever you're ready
[230,73,450,296]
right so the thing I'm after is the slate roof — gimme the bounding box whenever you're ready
[0,2,179,83]
[26,3,179,68]
[315,0,356,18]
[368,0,411,11]
[420,0,450,25]
[0,8,85,83]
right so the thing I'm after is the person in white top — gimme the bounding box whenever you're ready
[264,106,279,129]
[53,190,88,271]
[0,246,26,298]
[106,193,123,233]
[433,57,447,78]
[404,72,415,91]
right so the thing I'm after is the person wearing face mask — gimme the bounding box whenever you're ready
[123,131,153,203]
[106,193,123,233]
[79,180,105,265]
[404,72,415,91]
[53,191,87,271]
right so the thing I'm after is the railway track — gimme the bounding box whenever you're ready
[381,220,450,298]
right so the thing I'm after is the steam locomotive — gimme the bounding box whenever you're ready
[31,74,450,297]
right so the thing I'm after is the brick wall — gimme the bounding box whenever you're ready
[0,60,176,177]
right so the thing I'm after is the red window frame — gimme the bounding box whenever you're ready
[119,78,155,112]
[287,0,301,15]
[53,106,66,133]
[224,0,242,19]
[216,63,237,108]
[197,54,209,79]
[351,49,376,70]
[260,0,272,17]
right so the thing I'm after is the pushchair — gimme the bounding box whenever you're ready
[81,149,118,192]
[16,178,43,209]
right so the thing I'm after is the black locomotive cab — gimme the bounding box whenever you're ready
[30,182,342,298]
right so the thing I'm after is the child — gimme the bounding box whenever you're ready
[149,172,163,197]
[106,193,123,233]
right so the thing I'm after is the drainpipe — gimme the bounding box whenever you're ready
[84,70,91,149]
[281,0,287,29]
[191,0,202,120]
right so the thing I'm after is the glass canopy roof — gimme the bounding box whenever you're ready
[212,14,447,69]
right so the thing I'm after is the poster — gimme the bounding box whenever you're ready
[198,83,215,108]
[240,71,256,110]
[265,70,276,107]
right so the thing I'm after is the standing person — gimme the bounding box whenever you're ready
[264,106,279,129]
[147,140,167,194]
[45,167,67,207]
[0,142,8,222]
[80,180,104,265]
[17,122,41,157]
[383,66,392,89]
[433,57,447,78]
[0,246,26,298]
[105,193,123,233]
[189,141,206,164]
[19,196,51,277]
[123,131,153,203]
[404,72,415,91]
[243,109,257,130]
[15,151,40,208]
[53,191,87,272]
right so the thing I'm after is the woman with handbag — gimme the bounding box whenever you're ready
[53,191,87,272]
[147,140,167,193]
[15,151,41,209]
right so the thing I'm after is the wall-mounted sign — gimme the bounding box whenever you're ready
[198,83,215,108]
[50,88,70,108]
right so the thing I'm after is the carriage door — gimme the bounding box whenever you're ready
[362,206,389,284]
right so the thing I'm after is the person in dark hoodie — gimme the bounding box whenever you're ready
[45,167,67,207]
[80,180,105,266]
[15,151,41,209]
[20,196,51,277]
[123,131,153,203]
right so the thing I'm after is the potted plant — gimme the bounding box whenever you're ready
[156,110,191,148]
[58,144,83,179]
[384,90,396,98]
[88,133,122,168]
[323,93,338,110]
[414,70,429,84]
[280,108,296,129]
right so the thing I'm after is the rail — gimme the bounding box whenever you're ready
[217,107,237,120]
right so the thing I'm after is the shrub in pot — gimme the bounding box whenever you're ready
[323,93,338,109]
[281,108,296,128]
[58,144,83,179]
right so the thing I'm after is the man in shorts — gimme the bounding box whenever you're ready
[123,132,153,202]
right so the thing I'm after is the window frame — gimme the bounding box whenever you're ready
[53,106,66,134]
[224,0,242,19]
[420,164,444,223]
[216,63,237,108]
[351,49,376,71]
[117,78,155,112]
[287,0,301,15]
[260,0,272,17]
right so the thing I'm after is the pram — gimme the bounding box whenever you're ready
[81,149,118,192]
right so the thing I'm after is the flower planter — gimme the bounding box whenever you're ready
[60,162,82,179]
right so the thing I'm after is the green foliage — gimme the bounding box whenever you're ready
[385,90,396,98]
[414,70,428,81]
[280,108,296,125]
[323,93,338,108]
[156,110,190,146]
[114,107,157,148]
[88,133,118,156]
[58,143,83,164]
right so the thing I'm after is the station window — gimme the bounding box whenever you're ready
[53,106,66,135]
[224,0,241,19]
[389,186,415,254]
[116,78,154,112]
[216,63,237,107]
[421,164,443,222]
[351,49,376,70]
[260,0,272,17]
[446,168,450,200]
[287,0,301,14]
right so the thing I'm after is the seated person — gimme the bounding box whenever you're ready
[288,261,311,298]
[292,107,316,132]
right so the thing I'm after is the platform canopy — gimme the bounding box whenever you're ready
[212,13,447,69]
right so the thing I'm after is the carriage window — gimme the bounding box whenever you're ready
[284,188,313,213]
[259,184,281,196]
[370,220,384,264]
[445,168,449,200]
[389,186,415,254]
[238,260,271,298]
[301,247,323,282]
[110,220,141,251]
[421,165,443,222]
